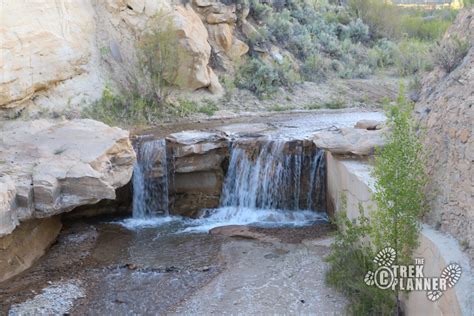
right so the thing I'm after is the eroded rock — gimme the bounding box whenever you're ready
[0,217,62,282]
[312,128,386,156]
[0,119,136,236]
[171,5,222,92]
[354,119,383,130]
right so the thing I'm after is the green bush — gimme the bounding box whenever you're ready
[137,13,187,105]
[301,55,331,82]
[367,39,400,69]
[235,58,280,96]
[396,39,433,76]
[400,15,452,41]
[433,36,469,73]
[235,57,298,97]
[323,99,346,109]
[198,99,219,116]
[82,87,162,127]
[249,0,272,21]
[371,89,428,264]
[172,98,199,118]
[341,18,370,43]
[325,195,396,315]
[348,0,402,40]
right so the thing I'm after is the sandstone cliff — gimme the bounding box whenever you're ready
[0,0,239,115]
[415,8,473,260]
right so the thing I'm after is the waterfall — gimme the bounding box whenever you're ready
[306,149,326,211]
[132,139,169,218]
[126,136,327,231]
[220,139,326,211]
[189,138,327,231]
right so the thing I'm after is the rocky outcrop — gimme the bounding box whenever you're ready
[0,0,224,115]
[0,0,102,112]
[171,5,222,92]
[0,217,62,282]
[0,119,136,236]
[166,131,229,217]
[312,127,386,156]
[414,8,473,260]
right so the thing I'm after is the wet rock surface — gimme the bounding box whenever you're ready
[0,218,342,314]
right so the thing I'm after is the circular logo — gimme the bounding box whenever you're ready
[374,266,394,289]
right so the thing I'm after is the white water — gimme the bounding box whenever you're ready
[127,137,328,232]
[132,139,169,218]
[186,139,328,231]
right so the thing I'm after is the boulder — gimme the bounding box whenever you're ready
[312,128,386,156]
[208,24,234,53]
[229,38,249,60]
[206,12,237,24]
[0,119,136,236]
[0,217,62,282]
[354,119,383,130]
[171,5,221,92]
[167,130,228,157]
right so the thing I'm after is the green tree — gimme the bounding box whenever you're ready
[137,13,187,106]
[371,88,428,264]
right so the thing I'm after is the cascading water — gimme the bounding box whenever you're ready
[132,139,169,218]
[124,136,327,231]
[191,138,328,231]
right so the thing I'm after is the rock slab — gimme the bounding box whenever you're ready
[0,119,136,236]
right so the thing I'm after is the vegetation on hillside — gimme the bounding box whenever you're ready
[235,0,458,97]
[84,0,462,124]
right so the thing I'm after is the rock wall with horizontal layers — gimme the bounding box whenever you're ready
[414,8,473,261]
[0,0,224,116]
[0,119,136,236]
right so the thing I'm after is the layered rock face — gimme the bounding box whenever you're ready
[0,217,62,282]
[414,9,473,260]
[0,0,102,112]
[166,131,229,217]
[0,119,136,236]
[0,0,227,115]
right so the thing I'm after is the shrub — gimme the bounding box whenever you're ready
[396,39,432,76]
[400,15,452,41]
[348,0,402,40]
[300,54,331,82]
[82,87,161,127]
[267,10,294,43]
[325,195,396,315]
[433,36,469,73]
[341,18,370,43]
[172,98,199,118]
[137,13,188,105]
[367,39,400,69]
[323,99,346,109]
[235,57,298,97]
[198,99,219,116]
[249,0,272,21]
[235,58,280,96]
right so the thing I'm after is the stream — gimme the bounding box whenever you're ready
[0,110,385,315]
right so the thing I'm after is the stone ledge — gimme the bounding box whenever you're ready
[0,119,136,236]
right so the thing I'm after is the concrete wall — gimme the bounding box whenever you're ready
[326,152,473,316]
